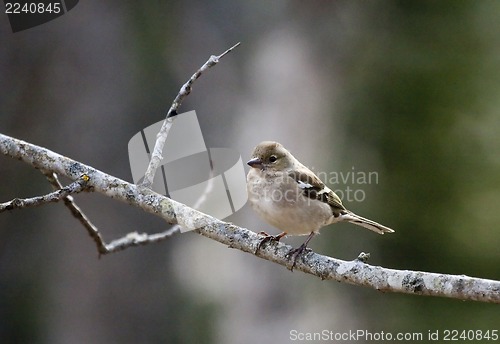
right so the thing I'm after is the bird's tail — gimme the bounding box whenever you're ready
[341,211,394,234]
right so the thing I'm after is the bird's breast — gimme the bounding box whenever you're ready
[246,170,332,235]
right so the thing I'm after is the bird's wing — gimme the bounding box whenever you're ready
[288,169,346,215]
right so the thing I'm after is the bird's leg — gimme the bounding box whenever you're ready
[286,232,315,271]
[255,231,287,253]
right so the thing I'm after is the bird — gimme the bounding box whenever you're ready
[246,141,394,270]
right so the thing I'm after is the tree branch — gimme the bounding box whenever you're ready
[140,42,241,188]
[1,133,499,304]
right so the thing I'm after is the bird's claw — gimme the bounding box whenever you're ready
[286,243,311,271]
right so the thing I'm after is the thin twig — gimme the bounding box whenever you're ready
[102,226,181,254]
[0,175,88,211]
[42,171,109,255]
[140,42,241,189]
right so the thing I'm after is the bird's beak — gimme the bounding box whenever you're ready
[247,157,263,169]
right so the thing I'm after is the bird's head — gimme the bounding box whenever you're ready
[247,141,293,172]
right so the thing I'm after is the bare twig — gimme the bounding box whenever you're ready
[102,226,181,254]
[0,175,88,211]
[140,42,241,189]
[1,133,500,304]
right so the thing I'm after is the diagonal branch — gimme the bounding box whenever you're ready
[140,42,241,189]
[1,132,499,304]
[42,171,108,255]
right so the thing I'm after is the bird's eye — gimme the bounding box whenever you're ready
[269,155,277,163]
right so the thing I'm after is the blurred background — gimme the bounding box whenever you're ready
[1,1,499,343]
